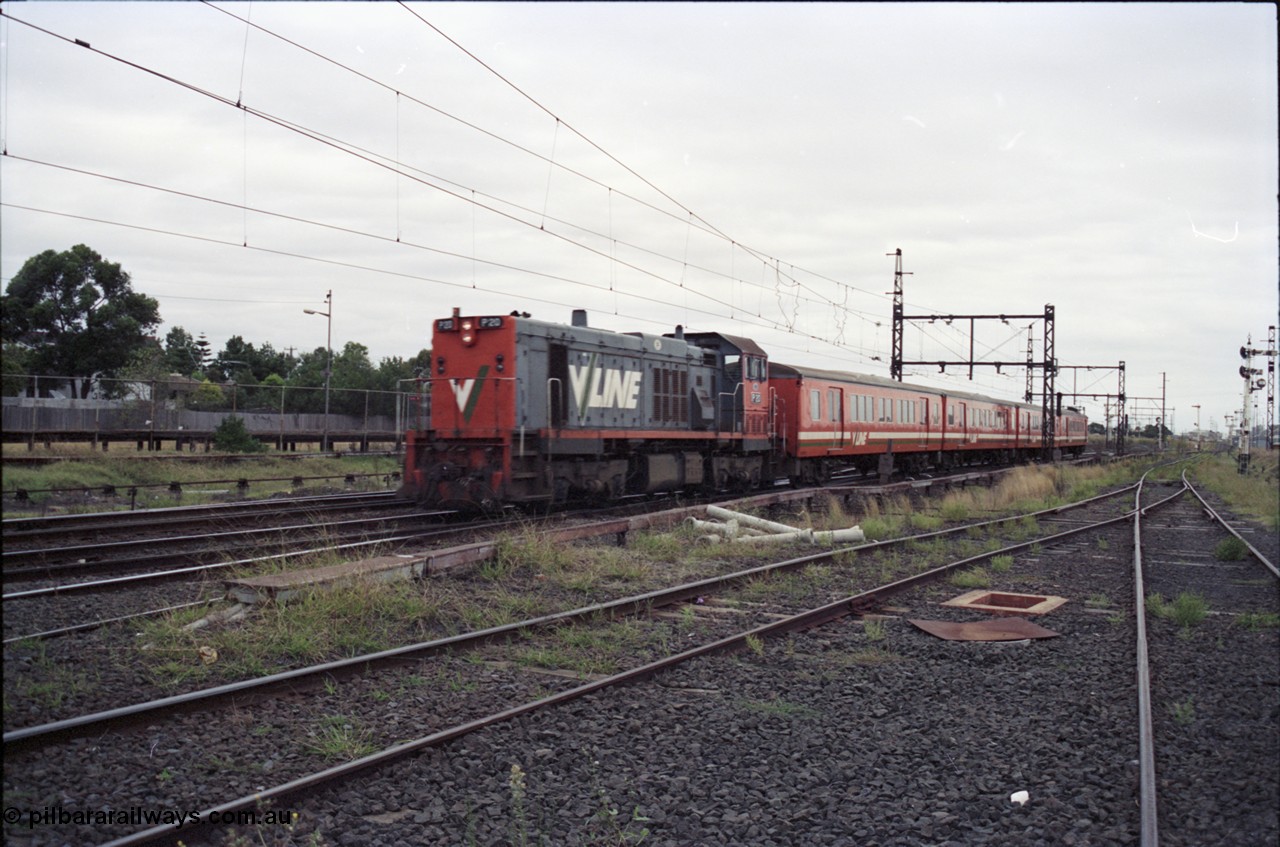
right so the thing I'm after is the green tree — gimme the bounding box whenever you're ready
[1,245,160,397]
[187,379,226,410]
[162,327,203,377]
[2,342,31,396]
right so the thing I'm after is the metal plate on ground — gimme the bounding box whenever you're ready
[907,617,1060,642]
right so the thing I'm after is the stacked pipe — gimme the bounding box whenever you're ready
[687,505,865,546]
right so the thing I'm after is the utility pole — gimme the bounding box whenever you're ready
[304,290,334,453]
[1160,372,1166,452]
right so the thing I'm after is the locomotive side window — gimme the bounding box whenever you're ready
[725,354,742,383]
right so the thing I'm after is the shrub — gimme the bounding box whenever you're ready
[212,416,267,453]
[1214,537,1248,561]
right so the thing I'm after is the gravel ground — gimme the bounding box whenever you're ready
[4,476,1274,847]
[189,495,1276,847]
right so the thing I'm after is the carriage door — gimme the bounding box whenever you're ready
[918,398,929,447]
[829,387,846,448]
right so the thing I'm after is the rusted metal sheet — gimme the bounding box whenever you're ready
[907,617,1059,641]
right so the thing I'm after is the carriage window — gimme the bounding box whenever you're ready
[828,389,839,422]
[809,389,821,421]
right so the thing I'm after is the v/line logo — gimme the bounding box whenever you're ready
[449,365,489,423]
[449,357,644,423]
[569,355,641,416]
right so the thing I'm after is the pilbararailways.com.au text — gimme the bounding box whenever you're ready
[5,805,297,830]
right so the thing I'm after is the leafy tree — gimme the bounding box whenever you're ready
[187,379,226,410]
[2,342,31,396]
[162,327,203,377]
[0,245,160,397]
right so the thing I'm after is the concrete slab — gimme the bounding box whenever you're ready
[941,589,1068,616]
[227,554,427,604]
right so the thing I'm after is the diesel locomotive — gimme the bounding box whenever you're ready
[401,308,1087,509]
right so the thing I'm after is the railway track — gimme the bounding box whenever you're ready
[1,490,404,542]
[4,458,1273,846]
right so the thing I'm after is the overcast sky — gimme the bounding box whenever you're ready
[1,2,1275,434]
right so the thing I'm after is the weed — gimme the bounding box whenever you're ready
[1214,537,1248,561]
[303,715,378,760]
[1170,592,1209,627]
[9,642,98,709]
[508,763,529,847]
[744,633,765,657]
[843,646,901,666]
[859,516,898,541]
[1169,697,1195,725]
[1147,592,1209,627]
[738,696,817,719]
[1236,612,1280,631]
[582,751,651,846]
[1096,537,1110,551]
[939,496,972,522]
[863,618,886,641]
[909,513,944,532]
[950,567,990,589]
[1085,593,1111,608]
[989,554,1014,573]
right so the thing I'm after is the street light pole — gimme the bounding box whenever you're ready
[304,290,333,452]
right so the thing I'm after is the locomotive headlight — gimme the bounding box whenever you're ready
[461,320,475,346]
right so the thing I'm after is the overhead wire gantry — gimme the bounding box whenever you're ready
[887,249,1059,458]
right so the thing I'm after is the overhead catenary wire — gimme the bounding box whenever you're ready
[3,6,971,380]
[2,9,886,341]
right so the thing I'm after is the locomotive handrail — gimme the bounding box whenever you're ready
[717,382,745,434]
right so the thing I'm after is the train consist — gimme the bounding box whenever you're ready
[401,308,1087,509]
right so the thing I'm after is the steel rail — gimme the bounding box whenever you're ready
[1,490,400,535]
[1,599,213,645]
[0,523,473,602]
[93,482,1157,847]
[1132,471,1182,847]
[2,492,405,541]
[1,510,450,579]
